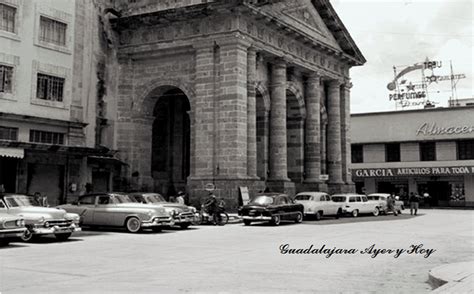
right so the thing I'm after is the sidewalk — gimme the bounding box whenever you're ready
[429,261,474,293]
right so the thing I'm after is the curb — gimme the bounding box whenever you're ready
[428,261,474,292]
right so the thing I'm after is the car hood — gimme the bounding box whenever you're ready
[9,206,67,220]
[241,204,271,210]
[0,213,21,222]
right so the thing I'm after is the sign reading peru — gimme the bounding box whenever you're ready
[353,166,474,178]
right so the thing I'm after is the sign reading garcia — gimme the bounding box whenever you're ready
[353,166,474,178]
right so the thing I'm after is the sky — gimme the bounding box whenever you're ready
[331,0,473,113]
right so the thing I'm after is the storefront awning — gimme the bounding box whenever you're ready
[0,147,24,159]
[88,155,128,166]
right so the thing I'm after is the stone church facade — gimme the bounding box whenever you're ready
[104,0,365,209]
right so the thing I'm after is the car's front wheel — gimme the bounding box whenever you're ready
[315,211,322,221]
[55,233,72,241]
[0,239,10,246]
[352,209,359,217]
[20,229,35,242]
[243,219,252,226]
[295,212,303,223]
[125,217,141,233]
[152,227,162,232]
[373,208,380,216]
[271,215,281,226]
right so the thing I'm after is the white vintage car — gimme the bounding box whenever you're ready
[367,193,405,214]
[294,192,343,220]
[331,193,380,217]
[1,194,81,242]
[0,212,26,246]
[58,193,174,233]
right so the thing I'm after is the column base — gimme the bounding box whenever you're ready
[266,180,296,196]
[187,178,265,212]
[297,181,328,193]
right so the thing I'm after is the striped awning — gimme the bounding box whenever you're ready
[0,147,24,159]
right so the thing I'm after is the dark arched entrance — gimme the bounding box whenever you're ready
[152,87,190,197]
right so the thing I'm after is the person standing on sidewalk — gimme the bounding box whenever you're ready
[409,192,420,215]
[386,194,398,216]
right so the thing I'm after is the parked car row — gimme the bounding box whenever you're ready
[238,192,405,226]
[0,192,198,246]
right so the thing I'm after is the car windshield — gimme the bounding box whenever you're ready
[4,195,41,207]
[250,196,274,205]
[146,194,166,203]
[295,195,312,201]
[114,194,136,203]
[331,196,347,202]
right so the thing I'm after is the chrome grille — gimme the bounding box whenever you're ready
[46,219,73,227]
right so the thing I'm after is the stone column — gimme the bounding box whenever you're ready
[327,79,343,185]
[216,39,249,178]
[340,80,353,185]
[190,43,217,179]
[304,72,321,184]
[268,58,289,181]
[247,47,257,178]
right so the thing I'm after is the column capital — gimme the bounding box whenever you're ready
[306,71,322,83]
[342,79,353,90]
[328,78,344,87]
[272,57,287,69]
[248,46,258,54]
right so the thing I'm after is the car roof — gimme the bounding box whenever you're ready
[255,193,288,198]
[332,193,365,197]
[80,192,127,198]
[368,193,390,196]
[296,192,328,196]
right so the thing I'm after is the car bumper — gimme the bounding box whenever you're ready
[142,218,175,227]
[242,216,271,221]
[173,215,195,224]
[0,228,27,238]
[32,224,81,235]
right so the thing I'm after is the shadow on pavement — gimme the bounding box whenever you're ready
[302,213,423,225]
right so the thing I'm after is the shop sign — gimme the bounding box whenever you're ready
[353,166,474,178]
[416,123,474,136]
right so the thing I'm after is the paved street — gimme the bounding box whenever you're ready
[1,209,473,294]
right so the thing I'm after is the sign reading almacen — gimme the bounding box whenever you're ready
[416,122,474,136]
[353,166,474,178]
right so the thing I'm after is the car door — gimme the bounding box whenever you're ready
[74,196,96,225]
[324,195,337,215]
[93,195,116,226]
[361,196,372,213]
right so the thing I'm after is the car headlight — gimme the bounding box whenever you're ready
[38,216,45,223]
[16,219,25,227]
[189,207,196,213]
[44,221,50,228]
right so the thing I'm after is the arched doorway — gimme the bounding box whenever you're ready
[286,89,305,183]
[151,87,190,197]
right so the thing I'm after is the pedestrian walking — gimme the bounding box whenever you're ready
[409,192,420,215]
[386,194,398,216]
[176,191,185,205]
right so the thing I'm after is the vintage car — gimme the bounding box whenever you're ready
[238,193,304,226]
[0,212,26,246]
[0,194,81,242]
[331,193,380,217]
[294,192,343,220]
[367,193,405,214]
[58,193,174,233]
[129,192,196,229]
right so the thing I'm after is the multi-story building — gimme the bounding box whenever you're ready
[350,105,474,207]
[0,0,119,205]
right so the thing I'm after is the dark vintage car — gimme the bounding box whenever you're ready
[0,194,81,242]
[0,212,26,246]
[129,193,196,229]
[238,193,304,226]
[58,193,173,233]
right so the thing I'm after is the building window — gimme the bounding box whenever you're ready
[36,73,64,101]
[29,130,64,145]
[457,140,474,160]
[39,16,67,46]
[351,144,363,163]
[0,3,16,33]
[420,142,436,161]
[0,65,13,93]
[0,126,18,141]
[385,143,400,162]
